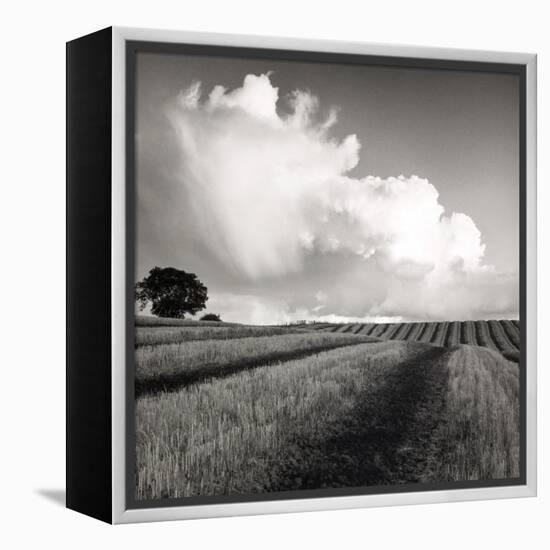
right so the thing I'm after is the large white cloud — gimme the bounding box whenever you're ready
[164,73,517,322]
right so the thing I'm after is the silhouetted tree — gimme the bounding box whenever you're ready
[200,313,221,322]
[135,266,208,318]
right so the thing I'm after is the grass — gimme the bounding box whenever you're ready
[460,321,477,346]
[475,321,500,352]
[135,315,238,327]
[135,341,424,499]
[408,322,425,342]
[445,321,460,346]
[135,325,305,347]
[418,322,437,344]
[383,323,402,339]
[424,345,520,481]
[502,349,520,363]
[432,321,449,347]
[488,320,518,353]
[311,320,520,362]
[135,331,380,395]
[359,323,375,335]
[502,320,520,348]
[133,317,522,499]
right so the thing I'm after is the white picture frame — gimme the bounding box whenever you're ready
[66,26,537,524]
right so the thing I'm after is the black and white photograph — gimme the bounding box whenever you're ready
[130,46,524,503]
[3,0,548,542]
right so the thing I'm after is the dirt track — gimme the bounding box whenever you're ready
[266,345,452,491]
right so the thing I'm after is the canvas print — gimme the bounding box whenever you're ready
[131,49,521,503]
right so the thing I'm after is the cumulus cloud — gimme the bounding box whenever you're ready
[163,73,517,322]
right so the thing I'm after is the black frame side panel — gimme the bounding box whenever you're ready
[66,27,112,523]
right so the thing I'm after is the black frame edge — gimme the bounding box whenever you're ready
[66,26,113,523]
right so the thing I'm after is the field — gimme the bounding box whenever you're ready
[134,316,520,500]
[304,320,521,363]
[135,330,380,395]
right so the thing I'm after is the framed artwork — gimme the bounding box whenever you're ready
[66,26,537,524]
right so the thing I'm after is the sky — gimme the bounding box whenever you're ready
[134,51,520,324]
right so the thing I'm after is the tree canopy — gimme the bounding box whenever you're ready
[200,313,221,322]
[135,266,208,319]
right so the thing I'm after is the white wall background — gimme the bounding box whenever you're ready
[0,0,547,547]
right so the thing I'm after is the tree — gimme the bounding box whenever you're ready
[200,313,221,322]
[135,266,208,318]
